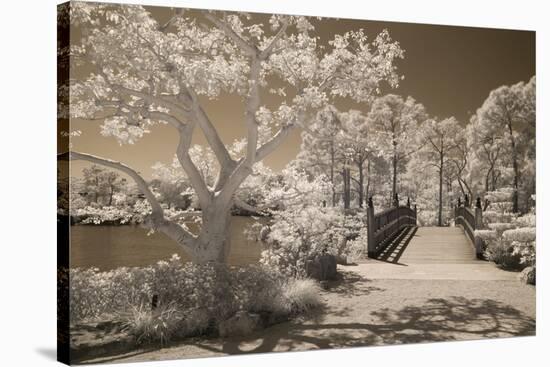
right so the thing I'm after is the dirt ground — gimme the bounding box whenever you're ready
[80,264,535,365]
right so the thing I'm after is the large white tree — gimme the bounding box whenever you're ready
[65,3,403,263]
[474,76,535,213]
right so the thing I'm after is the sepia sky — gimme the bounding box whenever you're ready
[69,5,535,178]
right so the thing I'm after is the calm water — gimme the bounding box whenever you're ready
[70,216,264,270]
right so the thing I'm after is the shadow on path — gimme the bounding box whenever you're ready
[376,226,418,264]
[323,269,385,298]
[187,296,535,355]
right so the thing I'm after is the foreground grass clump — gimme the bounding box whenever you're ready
[121,302,183,345]
[70,255,323,343]
[282,278,323,314]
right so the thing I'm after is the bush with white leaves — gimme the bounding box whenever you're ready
[70,255,323,343]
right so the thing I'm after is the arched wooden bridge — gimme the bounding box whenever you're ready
[363,196,516,281]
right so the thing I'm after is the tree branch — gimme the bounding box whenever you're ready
[191,99,236,169]
[64,151,163,216]
[59,151,198,250]
[218,57,263,200]
[234,198,266,215]
[204,13,257,56]
[255,124,297,162]
[175,124,212,207]
[259,19,289,59]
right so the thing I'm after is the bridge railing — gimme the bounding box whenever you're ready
[367,195,417,258]
[454,196,484,258]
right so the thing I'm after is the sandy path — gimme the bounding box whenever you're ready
[83,263,535,365]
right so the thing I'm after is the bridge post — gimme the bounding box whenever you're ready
[414,204,417,225]
[367,196,376,258]
[474,197,484,258]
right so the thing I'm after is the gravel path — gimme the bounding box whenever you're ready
[83,264,535,364]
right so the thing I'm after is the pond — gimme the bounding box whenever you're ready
[70,216,265,270]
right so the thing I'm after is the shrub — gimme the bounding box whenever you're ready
[121,302,182,345]
[474,229,497,242]
[515,213,536,227]
[503,227,536,243]
[256,206,366,276]
[230,266,286,314]
[487,222,516,234]
[70,256,323,339]
[484,240,523,270]
[481,189,536,271]
[504,227,536,266]
[281,278,322,314]
[345,227,369,263]
[481,225,535,270]
[73,205,137,224]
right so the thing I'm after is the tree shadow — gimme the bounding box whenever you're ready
[188,296,535,355]
[376,226,418,264]
[323,270,385,298]
[75,294,535,363]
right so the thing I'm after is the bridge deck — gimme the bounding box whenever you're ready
[398,226,477,264]
[361,226,517,281]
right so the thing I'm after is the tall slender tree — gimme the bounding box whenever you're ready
[421,117,462,226]
[368,94,427,200]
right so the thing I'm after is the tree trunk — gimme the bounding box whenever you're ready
[357,160,364,208]
[193,201,232,263]
[457,178,466,196]
[491,165,498,191]
[330,143,336,207]
[438,152,444,226]
[94,177,99,203]
[508,121,520,213]
[365,158,371,206]
[108,185,114,206]
[392,151,397,200]
[342,167,351,209]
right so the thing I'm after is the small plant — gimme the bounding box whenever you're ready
[121,302,182,345]
[282,278,323,314]
[484,240,523,270]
